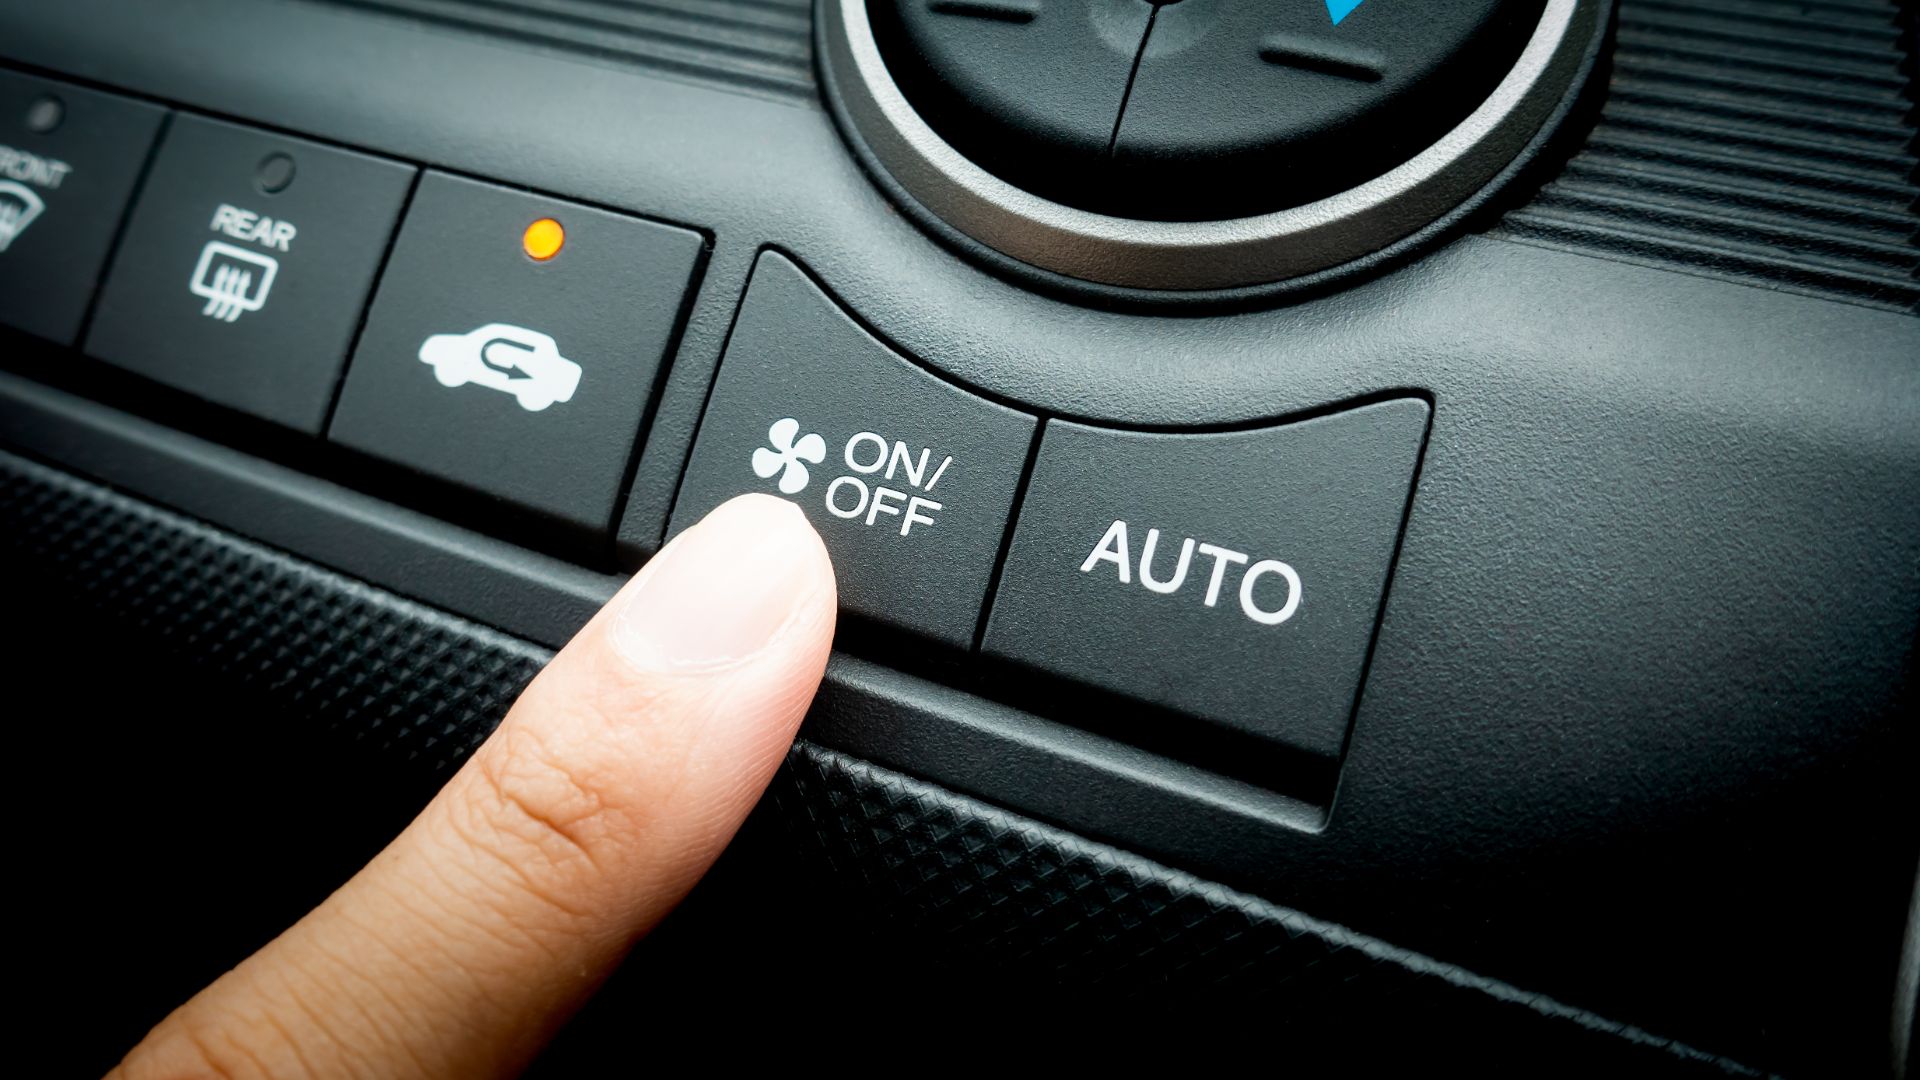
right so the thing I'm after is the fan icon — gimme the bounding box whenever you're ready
[751,417,827,495]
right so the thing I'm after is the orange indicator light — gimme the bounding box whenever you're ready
[522,218,564,261]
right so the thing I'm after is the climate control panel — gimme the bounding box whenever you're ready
[0,65,1424,805]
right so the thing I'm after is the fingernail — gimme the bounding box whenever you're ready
[611,494,828,672]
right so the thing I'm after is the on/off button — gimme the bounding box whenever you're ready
[668,252,1037,651]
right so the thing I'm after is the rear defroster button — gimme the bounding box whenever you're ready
[86,116,415,432]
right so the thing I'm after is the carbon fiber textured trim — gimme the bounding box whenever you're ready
[313,0,815,99]
[0,447,1759,1073]
[1499,0,1920,312]
[0,452,549,775]
[754,746,1760,1074]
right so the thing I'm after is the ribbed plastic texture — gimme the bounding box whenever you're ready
[322,0,814,98]
[0,447,1763,1073]
[313,0,1919,311]
[1500,0,1920,312]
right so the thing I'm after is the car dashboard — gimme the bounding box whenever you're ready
[1,0,1916,1073]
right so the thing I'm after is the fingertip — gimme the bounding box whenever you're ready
[611,493,837,676]
[106,502,845,1080]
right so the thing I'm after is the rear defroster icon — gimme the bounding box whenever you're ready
[189,240,278,322]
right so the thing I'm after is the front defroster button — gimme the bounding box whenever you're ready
[0,71,165,345]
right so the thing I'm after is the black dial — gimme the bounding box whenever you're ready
[871,0,1548,219]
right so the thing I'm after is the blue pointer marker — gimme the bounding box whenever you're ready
[1327,0,1366,24]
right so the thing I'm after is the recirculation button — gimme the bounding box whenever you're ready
[327,172,703,541]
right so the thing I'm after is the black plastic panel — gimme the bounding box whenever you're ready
[316,0,1920,310]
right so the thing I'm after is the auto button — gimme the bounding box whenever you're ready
[669,253,1036,650]
[982,400,1428,775]
[329,172,703,540]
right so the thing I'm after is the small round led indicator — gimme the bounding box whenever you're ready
[25,95,64,135]
[522,218,564,261]
[256,152,296,195]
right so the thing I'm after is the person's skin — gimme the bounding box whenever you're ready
[110,493,837,1079]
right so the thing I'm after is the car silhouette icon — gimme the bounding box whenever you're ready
[417,323,582,412]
